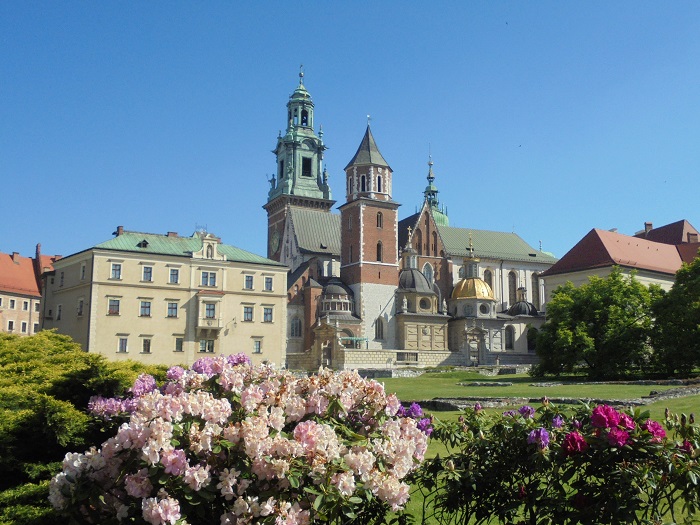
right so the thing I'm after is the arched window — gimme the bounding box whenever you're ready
[206,245,213,258]
[505,326,515,350]
[377,212,383,228]
[527,327,538,352]
[375,317,384,340]
[301,109,309,126]
[484,269,493,290]
[508,271,517,306]
[377,175,382,193]
[422,263,434,285]
[531,273,540,309]
[415,229,423,255]
[290,317,302,338]
[432,231,438,256]
[376,241,383,262]
[361,175,366,192]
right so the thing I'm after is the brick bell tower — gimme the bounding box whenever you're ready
[263,68,334,261]
[339,124,400,348]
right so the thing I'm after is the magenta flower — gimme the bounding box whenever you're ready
[226,353,252,366]
[679,440,693,454]
[518,405,535,419]
[474,402,482,412]
[619,413,636,430]
[591,405,621,429]
[641,419,666,443]
[503,410,517,418]
[552,415,564,429]
[527,427,550,449]
[417,417,433,436]
[607,428,629,448]
[562,431,589,456]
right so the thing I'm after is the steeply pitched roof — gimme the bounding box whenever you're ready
[634,220,699,245]
[344,125,391,170]
[94,231,284,266]
[0,252,41,297]
[676,243,700,264]
[437,226,558,264]
[541,228,683,277]
[289,208,342,257]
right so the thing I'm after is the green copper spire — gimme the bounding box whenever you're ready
[268,68,332,203]
[423,154,449,226]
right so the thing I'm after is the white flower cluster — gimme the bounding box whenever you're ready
[50,358,429,524]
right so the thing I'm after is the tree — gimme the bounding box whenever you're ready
[0,331,166,525]
[652,252,700,376]
[533,268,661,379]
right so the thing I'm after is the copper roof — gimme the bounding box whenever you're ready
[541,229,683,277]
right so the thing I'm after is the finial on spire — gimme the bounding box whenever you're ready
[299,64,304,85]
[427,146,435,184]
[468,231,475,258]
[367,114,372,127]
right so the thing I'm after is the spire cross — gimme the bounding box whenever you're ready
[407,225,412,238]
[367,114,372,126]
[299,64,304,84]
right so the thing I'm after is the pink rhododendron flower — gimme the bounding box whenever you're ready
[562,431,589,456]
[142,494,181,525]
[607,428,629,448]
[591,405,621,429]
[642,419,666,443]
[161,448,187,476]
[619,413,636,430]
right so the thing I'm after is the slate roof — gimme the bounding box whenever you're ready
[634,220,699,245]
[541,228,683,277]
[94,231,284,266]
[344,125,391,170]
[289,208,342,256]
[0,252,41,297]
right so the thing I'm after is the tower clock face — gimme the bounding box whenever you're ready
[270,229,280,254]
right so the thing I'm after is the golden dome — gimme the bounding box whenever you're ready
[451,278,494,300]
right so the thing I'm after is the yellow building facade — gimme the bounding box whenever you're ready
[42,227,288,367]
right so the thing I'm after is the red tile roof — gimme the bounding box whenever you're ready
[634,220,699,245]
[0,252,41,297]
[541,229,683,277]
[676,243,700,264]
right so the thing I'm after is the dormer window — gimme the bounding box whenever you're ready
[137,239,149,248]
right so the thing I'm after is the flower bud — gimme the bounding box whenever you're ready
[665,408,670,420]
[542,396,549,406]
[681,414,687,427]
[690,413,695,424]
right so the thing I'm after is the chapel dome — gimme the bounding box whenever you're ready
[398,268,434,294]
[451,278,494,300]
[507,300,538,317]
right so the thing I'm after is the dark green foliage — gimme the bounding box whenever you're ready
[652,252,700,375]
[0,331,167,525]
[533,268,661,379]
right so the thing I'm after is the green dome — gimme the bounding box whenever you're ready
[432,207,449,227]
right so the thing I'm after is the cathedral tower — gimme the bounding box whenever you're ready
[263,70,334,260]
[339,125,400,348]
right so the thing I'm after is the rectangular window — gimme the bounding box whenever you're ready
[0,298,3,307]
[21,321,27,333]
[169,268,179,284]
[80,263,86,280]
[60,272,64,287]
[142,339,151,353]
[174,337,184,352]
[7,320,14,331]
[33,323,39,333]
[199,339,214,353]
[253,339,262,354]
[34,302,40,312]
[22,301,29,311]
[9,299,15,309]
[201,271,216,287]
[118,337,128,353]
[264,277,273,291]
[243,306,253,322]
[301,157,312,177]
[77,299,84,316]
[244,275,254,289]
[111,263,122,280]
[142,266,153,282]
[140,301,151,317]
[167,302,178,318]
[108,298,120,315]
[57,304,62,320]
[263,307,273,323]
[205,303,216,319]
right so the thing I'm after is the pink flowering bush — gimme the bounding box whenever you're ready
[49,355,429,525]
[417,401,700,525]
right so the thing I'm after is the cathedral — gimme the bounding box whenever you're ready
[264,73,557,371]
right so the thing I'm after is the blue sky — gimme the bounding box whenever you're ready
[2,3,699,261]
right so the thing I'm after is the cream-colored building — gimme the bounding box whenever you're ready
[42,227,288,367]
